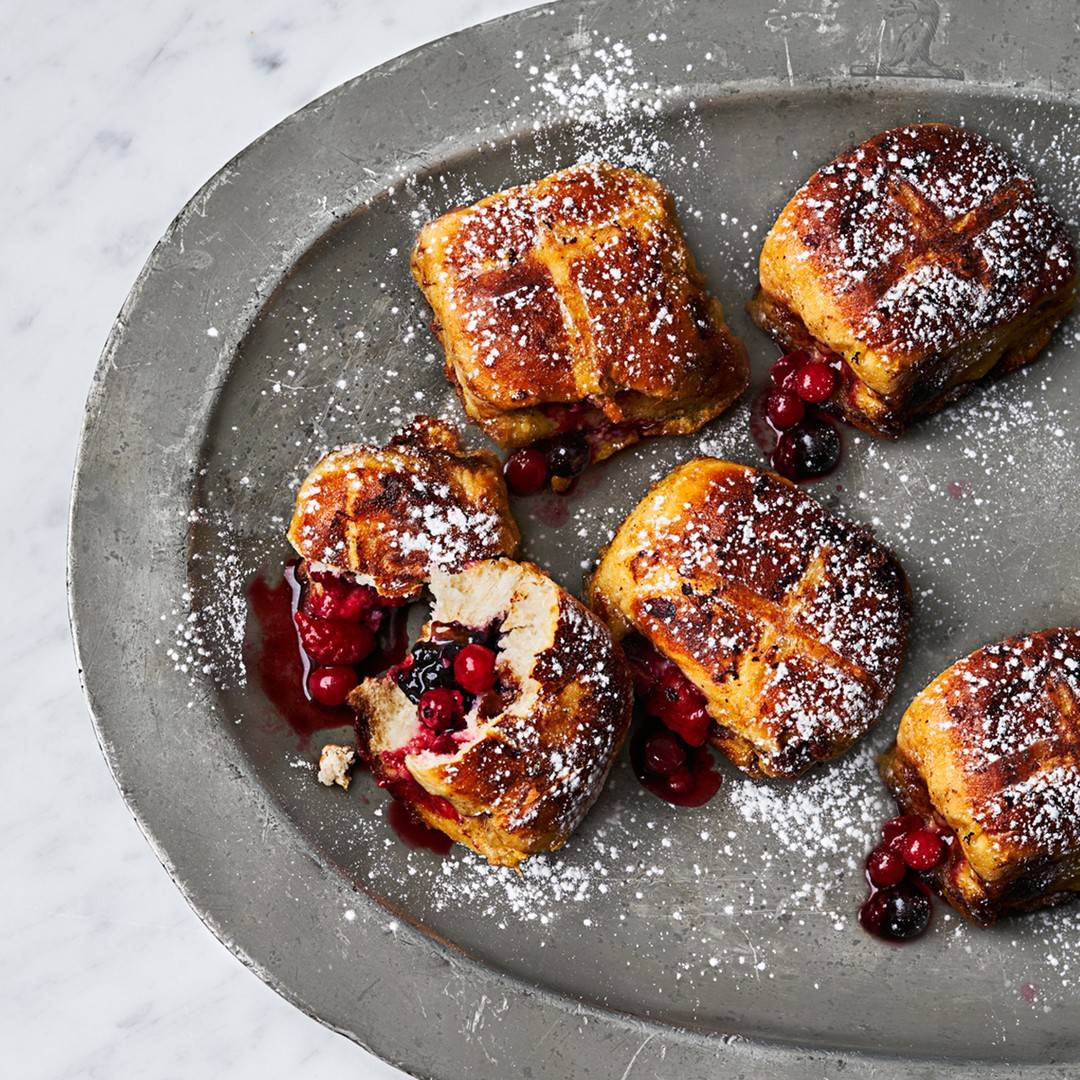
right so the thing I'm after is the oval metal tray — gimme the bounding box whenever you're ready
[70,1,1080,1076]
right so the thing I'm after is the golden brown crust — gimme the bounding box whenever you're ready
[412,162,749,454]
[351,559,633,866]
[286,416,519,601]
[881,628,1080,924]
[751,123,1077,437]
[586,459,911,779]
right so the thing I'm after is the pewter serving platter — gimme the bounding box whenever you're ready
[70,1,1080,1076]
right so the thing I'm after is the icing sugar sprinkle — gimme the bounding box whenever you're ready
[166,27,1080,1028]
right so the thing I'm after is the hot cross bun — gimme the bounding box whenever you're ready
[749,123,1076,437]
[881,628,1080,924]
[587,459,912,780]
[411,162,749,471]
[287,416,519,602]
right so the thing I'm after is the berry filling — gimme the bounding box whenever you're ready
[772,417,842,481]
[881,814,924,846]
[502,404,659,496]
[751,350,845,483]
[642,731,686,775]
[793,360,837,403]
[623,636,722,806]
[765,388,805,430]
[247,567,351,744]
[630,722,722,806]
[866,846,907,889]
[418,687,466,732]
[288,561,403,708]
[247,561,410,747]
[387,622,503,758]
[898,828,946,872]
[395,639,463,703]
[625,637,712,747]
[860,813,949,943]
[369,623,508,833]
[303,570,382,625]
[859,881,932,941]
[546,434,591,479]
[769,350,810,389]
[307,665,360,707]
[294,610,375,666]
[504,435,592,495]
[453,642,498,694]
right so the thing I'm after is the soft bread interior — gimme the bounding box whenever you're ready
[428,559,554,722]
[354,558,568,866]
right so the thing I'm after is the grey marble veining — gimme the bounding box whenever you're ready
[1,3,535,1076]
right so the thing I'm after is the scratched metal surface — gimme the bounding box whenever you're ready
[71,1,1080,1076]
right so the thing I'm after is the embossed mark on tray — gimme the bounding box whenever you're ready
[850,0,965,80]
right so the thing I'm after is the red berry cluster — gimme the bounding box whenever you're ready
[628,642,716,802]
[417,687,466,754]
[503,433,593,496]
[763,351,842,481]
[293,569,385,706]
[397,637,499,755]
[641,731,695,796]
[860,814,947,942]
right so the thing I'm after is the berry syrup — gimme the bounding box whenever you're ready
[246,561,404,745]
[387,799,454,855]
[629,726,722,807]
[247,567,346,746]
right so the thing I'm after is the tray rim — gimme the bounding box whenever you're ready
[68,1,1080,1076]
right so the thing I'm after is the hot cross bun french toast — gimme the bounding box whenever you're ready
[350,558,633,866]
[587,459,912,780]
[749,123,1077,437]
[411,162,749,470]
[881,628,1080,925]
[287,416,519,602]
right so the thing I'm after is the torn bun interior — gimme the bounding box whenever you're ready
[350,558,633,866]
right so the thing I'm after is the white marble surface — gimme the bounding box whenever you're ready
[1,3,538,1076]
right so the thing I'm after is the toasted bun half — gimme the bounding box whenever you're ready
[351,558,633,866]
[288,416,519,601]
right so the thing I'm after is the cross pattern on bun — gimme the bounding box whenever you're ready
[411,161,749,461]
[749,123,1077,438]
[287,416,519,601]
[350,558,633,866]
[881,628,1080,924]
[587,460,912,780]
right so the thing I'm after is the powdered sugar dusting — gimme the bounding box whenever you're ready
[593,462,910,776]
[912,628,1080,858]
[768,124,1076,364]
[168,26,1080,1029]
